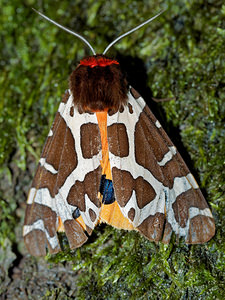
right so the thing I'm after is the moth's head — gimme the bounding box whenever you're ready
[32,9,165,112]
[69,54,128,112]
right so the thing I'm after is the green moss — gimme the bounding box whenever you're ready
[0,0,224,299]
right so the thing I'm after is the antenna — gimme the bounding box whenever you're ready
[103,10,165,55]
[32,8,96,55]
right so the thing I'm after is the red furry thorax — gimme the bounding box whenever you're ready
[80,56,119,68]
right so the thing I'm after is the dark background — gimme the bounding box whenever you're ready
[0,0,224,299]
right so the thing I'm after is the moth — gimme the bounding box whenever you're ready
[23,10,215,256]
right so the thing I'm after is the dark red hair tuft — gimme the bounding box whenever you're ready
[69,55,128,112]
[80,56,119,68]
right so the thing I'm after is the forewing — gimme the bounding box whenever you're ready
[23,91,102,256]
[107,87,215,244]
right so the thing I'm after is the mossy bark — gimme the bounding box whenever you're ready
[0,0,224,299]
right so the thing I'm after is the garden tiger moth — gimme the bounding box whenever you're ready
[23,11,215,256]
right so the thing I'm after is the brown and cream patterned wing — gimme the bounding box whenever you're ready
[23,91,102,256]
[107,87,215,244]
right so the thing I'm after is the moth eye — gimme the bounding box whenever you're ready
[72,207,81,219]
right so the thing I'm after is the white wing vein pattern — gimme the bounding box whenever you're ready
[108,89,213,241]
[24,93,102,250]
[56,94,101,228]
